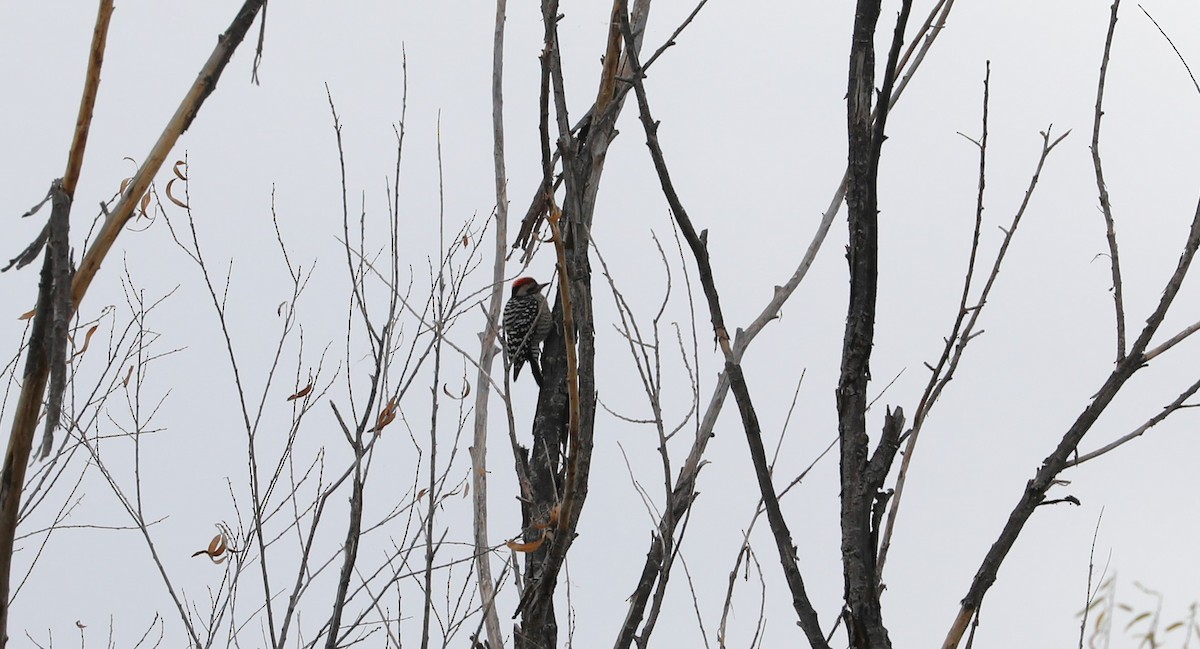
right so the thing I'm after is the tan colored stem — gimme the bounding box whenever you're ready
[546,207,580,535]
[0,2,114,642]
[942,608,973,649]
[72,1,264,310]
[63,2,113,195]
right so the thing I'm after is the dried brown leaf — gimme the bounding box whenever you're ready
[372,397,398,433]
[18,309,35,321]
[192,531,231,564]
[70,324,99,362]
[286,383,314,402]
[138,190,151,218]
[165,178,188,209]
[506,536,545,553]
[173,159,188,181]
[443,382,470,399]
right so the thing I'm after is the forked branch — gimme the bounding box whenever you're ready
[616,6,830,648]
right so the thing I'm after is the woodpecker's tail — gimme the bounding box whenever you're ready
[512,356,544,388]
[529,357,544,388]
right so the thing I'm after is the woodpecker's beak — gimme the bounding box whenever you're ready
[537,281,550,292]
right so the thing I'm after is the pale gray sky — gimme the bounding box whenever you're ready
[3,1,1200,647]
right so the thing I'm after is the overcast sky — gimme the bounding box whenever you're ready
[3,1,1200,647]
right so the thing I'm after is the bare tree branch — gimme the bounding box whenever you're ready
[837,1,911,646]
[466,2,512,648]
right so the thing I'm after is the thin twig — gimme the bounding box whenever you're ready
[1067,376,1200,467]
[1143,318,1200,362]
[1093,0,1127,362]
[1139,4,1200,96]
[1078,510,1106,649]
[876,61,992,583]
[418,116,450,649]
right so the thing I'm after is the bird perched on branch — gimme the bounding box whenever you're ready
[503,277,552,387]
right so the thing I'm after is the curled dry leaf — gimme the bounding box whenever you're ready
[191,531,230,564]
[75,621,86,629]
[462,234,469,248]
[18,309,35,321]
[70,324,100,362]
[443,382,470,400]
[118,175,152,219]
[372,397,398,433]
[286,382,314,402]
[123,365,134,387]
[172,159,188,181]
[416,488,428,500]
[506,534,545,554]
[165,178,188,209]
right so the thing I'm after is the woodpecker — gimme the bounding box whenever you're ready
[503,277,553,387]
